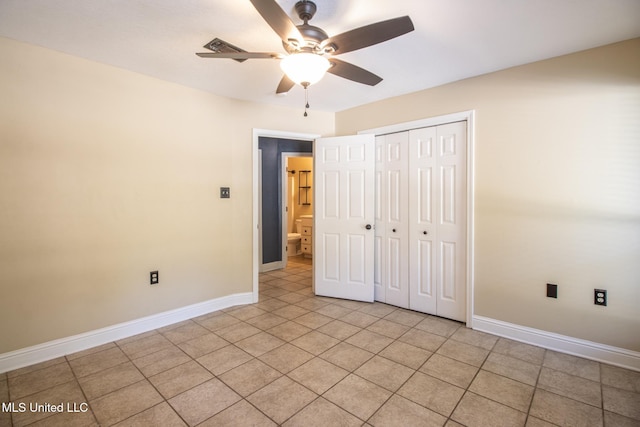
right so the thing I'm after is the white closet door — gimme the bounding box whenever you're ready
[409,122,467,321]
[314,134,376,302]
[408,126,437,314]
[383,132,409,308]
[435,121,467,321]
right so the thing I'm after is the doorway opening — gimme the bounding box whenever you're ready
[252,129,319,302]
[282,153,313,270]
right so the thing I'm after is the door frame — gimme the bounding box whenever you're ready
[358,110,476,328]
[253,129,320,303]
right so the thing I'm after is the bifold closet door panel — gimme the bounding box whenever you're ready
[433,121,467,322]
[382,131,409,309]
[408,126,438,314]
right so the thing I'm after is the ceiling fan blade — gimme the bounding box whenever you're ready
[322,16,414,55]
[276,75,295,94]
[250,0,303,44]
[196,52,284,59]
[327,58,383,86]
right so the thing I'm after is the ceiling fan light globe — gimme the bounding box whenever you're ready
[280,53,330,86]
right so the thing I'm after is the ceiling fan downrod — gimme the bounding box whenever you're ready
[295,1,317,24]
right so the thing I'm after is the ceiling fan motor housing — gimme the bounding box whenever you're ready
[284,1,332,54]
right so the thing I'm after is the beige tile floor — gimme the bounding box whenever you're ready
[1,255,639,426]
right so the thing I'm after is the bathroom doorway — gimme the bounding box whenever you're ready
[281,153,313,270]
[256,134,314,274]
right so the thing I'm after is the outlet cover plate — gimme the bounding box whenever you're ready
[150,271,159,285]
[220,187,230,198]
[594,289,607,306]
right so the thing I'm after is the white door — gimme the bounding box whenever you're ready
[409,122,467,321]
[314,135,375,302]
[408,127,437,314]
[381,132,409,308]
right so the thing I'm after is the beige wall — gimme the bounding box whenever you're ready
[337,38,640,351]
[2,34,638,355]
[0,37,334,353]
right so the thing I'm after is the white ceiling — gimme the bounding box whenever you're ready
[1,0,639,112]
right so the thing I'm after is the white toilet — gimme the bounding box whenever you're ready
[287,218,303,256]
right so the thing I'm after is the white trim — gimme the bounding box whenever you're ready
[358,111,474,137]
[465,112,476,329]
[281,152,289,269]
[0,292,253,374]
[358,110,476,327]
[260,261,284,273]
[258,148,264,276]
[474,315,640,372]
[252,129,320,303]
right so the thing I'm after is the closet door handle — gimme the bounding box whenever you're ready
[365,224,372,230]
[392,228,396,233]
[423,231,428,235]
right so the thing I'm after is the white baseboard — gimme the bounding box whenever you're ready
[0,292,253,374]
[260,261,284,273]
[473,315,640,372]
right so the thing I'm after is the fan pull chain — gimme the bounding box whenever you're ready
[303,82,310,117]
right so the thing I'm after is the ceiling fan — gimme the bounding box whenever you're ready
[196,0,414,96]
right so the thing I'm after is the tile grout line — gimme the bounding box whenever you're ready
[524,348,548,426]
[64,354,100,426]
[599,360,606,424]
[111,337,186,427]
[429,325,477,426]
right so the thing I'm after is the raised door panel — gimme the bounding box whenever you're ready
[439,241,457,301]
[321,170,340,219]
[322,233,340,281]
[417,240,434,298]
[348,170,366,219]
[439,165,457,225]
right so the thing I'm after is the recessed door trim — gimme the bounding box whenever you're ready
[358,110,476,328]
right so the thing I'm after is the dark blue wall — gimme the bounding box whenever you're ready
[259,137,312,264]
